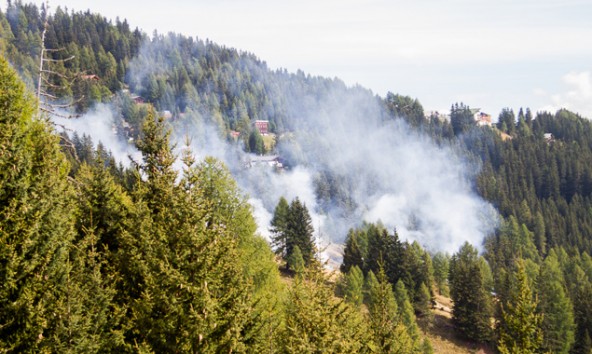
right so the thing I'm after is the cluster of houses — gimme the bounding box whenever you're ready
[425,109,493,127]
[243,155,284,169]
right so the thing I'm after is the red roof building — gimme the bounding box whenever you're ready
[254,120,269,135]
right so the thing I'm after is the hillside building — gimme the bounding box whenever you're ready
[475,111,492,126]
[254,120,269,135]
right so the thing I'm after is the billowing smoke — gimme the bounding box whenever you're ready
[238,87,498,255]
[52,104,142,165]
[54,38,499,266]
[162,83,499,259]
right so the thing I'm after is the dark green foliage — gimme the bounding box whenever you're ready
[343,265,364,307]
[366,225,407,287]
[568,264,592,354]
[0,1,143,112]
[475,109,592,255]
[0,55,74,352]
[6,2,592,351]
[270,196,290,257]
[537,250,575,354]
[340,228,365,273]
[367,268,414,353]
[272,196,316,269]
[449,242,493,343]
[286,197,316,266]
[497,261,543,354]
[120,111,260,352]
[342,223,435,314]
[450,102,476,136]
[248,128,265,155]
[283,268,371,353]
[384,92,425,127]
[287,245,305,274]
[432,252,450,296]
[497,108,516,135]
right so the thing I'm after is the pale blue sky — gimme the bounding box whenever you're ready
[28,0,592,117]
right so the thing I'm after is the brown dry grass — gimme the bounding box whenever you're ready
[426,295,496,354]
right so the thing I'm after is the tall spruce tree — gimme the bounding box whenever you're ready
[46,160,132,352]
[367,268,414,354]
[123,111,256,352]
[341,228,365,273]
[394,280,423,352]
[498,260,543,354]
[537,250,575,354]
[449,242,493,342]
[568,265,592,354]
[283,267,370,353]
[343,265,365,307]
[286,197,316,267]
[287,245,305,274]
[450,102,476,136]
[0,56,75,352]
[270,196,290,257]
[432,252,450,296]
[183,145,285,352]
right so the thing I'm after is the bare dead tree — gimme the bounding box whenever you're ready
[36,1,81,120]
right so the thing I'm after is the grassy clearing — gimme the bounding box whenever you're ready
[263,134,276,152]
[426,294,495,354]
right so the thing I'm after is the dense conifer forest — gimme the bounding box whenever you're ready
[2,1,592,352]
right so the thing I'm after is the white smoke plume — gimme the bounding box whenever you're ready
[165,85,499,261]
[55,38,499,266]
[268,87,499,255]
[54,93,498,263]
[51,104,142,165]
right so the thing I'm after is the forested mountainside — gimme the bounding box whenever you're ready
[2,1,592,353]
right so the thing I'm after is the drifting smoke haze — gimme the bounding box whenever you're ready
[52,104,142,166]
[269,86,499,254]
[171,79,500,256]
[55,38,500,264]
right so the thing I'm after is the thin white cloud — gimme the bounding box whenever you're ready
[539,71,592,118]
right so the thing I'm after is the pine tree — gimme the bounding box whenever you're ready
[270,196,290,257]
[343,265,364,307]
[287,245,305,274]
[449,242,493,342]
[537,251,575,354]
[341,228,364,273]
[416,282,433,328]
[569,265,592,354]
[0,56,74,352]
[450,102,476,136]
[367,267,414,354]
[47,226,125,353]
[285,197,316,267]
[498,260,543,354]
[121,112,256,352]
[134,108,178,215]
[248,128,265,155]
[432,252,450,296]
[283,268,370,353]
[184,148,285,352]
[45,160,132,352]
[394,280,423,351]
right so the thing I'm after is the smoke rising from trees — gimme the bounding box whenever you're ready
[54,37,499,262]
